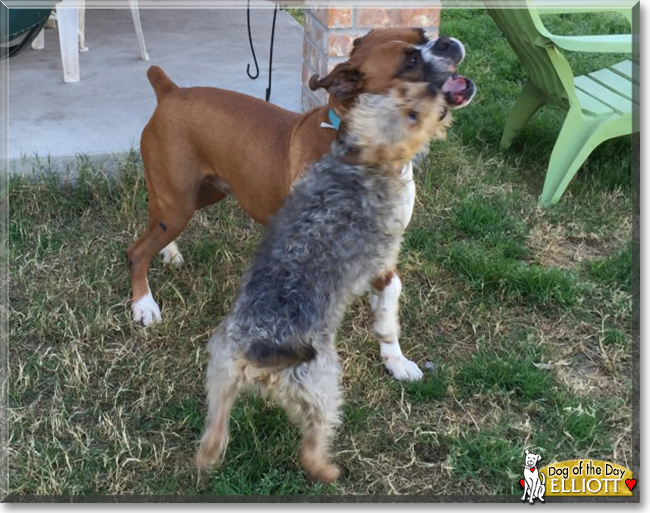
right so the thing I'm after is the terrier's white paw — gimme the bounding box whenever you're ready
[132,291,162,326]
[383,355,423,381]
[160,242,184,268]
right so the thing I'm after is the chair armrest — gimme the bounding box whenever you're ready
[547,33,632,53]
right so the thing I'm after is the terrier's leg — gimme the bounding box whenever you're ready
[273,351,342,483]
[195,380,239,469]
[369,161,422,381]
[371,271,423,381]
[196,337,241,469]
[300,411,341,484]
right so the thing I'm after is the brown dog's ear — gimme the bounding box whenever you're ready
[309,64,363,100]
[414,28,428,44]
[352,29,374,51]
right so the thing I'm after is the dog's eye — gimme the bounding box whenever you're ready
[405,55,418,70]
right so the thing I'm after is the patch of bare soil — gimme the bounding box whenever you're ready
[528,224,607,268]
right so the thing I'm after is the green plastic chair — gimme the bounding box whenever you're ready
[487,1,637,205]
[0,3,56,59]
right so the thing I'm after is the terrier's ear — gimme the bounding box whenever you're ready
[309,64,363,100]
[525,449,530,455]
[536,454,542,463]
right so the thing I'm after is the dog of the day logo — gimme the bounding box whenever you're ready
[520,449,546,503]
[519,451,635,500]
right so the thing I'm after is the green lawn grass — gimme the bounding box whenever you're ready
[8,8,633,496]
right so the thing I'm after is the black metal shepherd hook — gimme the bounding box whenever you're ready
[265,4,279,102]
[246,0,279,102]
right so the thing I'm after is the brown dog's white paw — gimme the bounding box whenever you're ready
[160,241,185,268]
[132,291,162,326]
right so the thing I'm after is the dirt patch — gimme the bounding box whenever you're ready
[555,358,628,406]
[528,223,607,268]
[414,442,449,464]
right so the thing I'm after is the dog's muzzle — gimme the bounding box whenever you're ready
[430,36,466,68]
[421,36,465,70]
[421,36,475,109]
[442,74,475,108]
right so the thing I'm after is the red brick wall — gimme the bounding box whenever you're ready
[302,5,441,111]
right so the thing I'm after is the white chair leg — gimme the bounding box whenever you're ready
[129,0,149,61]
[78,0,88,52]
[56,1,80,83]
[31,28,45,50]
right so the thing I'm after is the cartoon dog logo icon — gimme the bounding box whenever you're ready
[521,449,545,503]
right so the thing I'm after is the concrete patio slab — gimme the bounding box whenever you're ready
[8,7,303,170]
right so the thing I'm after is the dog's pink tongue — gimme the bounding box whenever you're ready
[442,75,470,106]
[442,74,468,94]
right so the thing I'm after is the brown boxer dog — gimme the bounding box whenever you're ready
[126,28,474,382]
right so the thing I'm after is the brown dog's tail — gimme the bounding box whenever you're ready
[147,66,178,102]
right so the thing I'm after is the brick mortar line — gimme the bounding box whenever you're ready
[304,38,328,66]
[305,8,440,35]
[307,25,441,38]
[303,34,317,52]
[303,64,317,79]
[306,10,331,36]
[304,37,324,59]
[325,26,439,35]
[324,27,373,36]
[303,19,324,48]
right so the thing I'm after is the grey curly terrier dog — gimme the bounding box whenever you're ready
[195,35,475,483]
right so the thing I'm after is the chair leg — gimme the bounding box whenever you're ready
[78,0,88,52]
[129,0,149,61]
[31,28,45,50]
[500,80,546,149]
[539,107,617,205]
[56,1,80,83]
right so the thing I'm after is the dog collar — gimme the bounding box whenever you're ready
[320,108,341,131]
[329,108,341,129]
